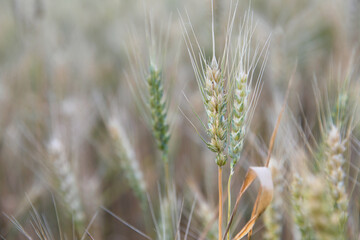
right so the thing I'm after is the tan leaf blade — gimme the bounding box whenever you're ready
[233,216,257,240]
[223,167,273,240]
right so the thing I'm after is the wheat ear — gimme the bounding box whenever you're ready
[291,174,315,239]
[47,137,85,231]
[306,176,342,239]
[204,58,228,167]
[325,125,348,225]
[107,118,147,209]
[229,72,249,169]
[147,62,171,186]
[147,63,170,160]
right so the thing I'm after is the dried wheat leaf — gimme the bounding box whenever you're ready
[233,215,257,240]
[226,167,273,240]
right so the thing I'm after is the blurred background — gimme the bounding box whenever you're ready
[0,0,360,239]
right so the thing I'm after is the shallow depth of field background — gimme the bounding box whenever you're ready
[1,0,360,239]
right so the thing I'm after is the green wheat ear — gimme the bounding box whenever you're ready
[147,62,170,162]
[229,72,249,170]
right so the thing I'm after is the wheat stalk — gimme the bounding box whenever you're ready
[225,11,269,239]
[181,3,228,237]
[181,2,272,238]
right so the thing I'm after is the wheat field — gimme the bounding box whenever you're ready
[1,0,360,239]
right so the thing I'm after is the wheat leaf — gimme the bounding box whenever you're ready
[223,167,273,240]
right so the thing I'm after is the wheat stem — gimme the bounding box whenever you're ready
[164,154,170,194]
[226,172,232,240]
[218,167,223,240]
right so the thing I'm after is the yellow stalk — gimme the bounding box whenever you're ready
[218,167,223,240]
